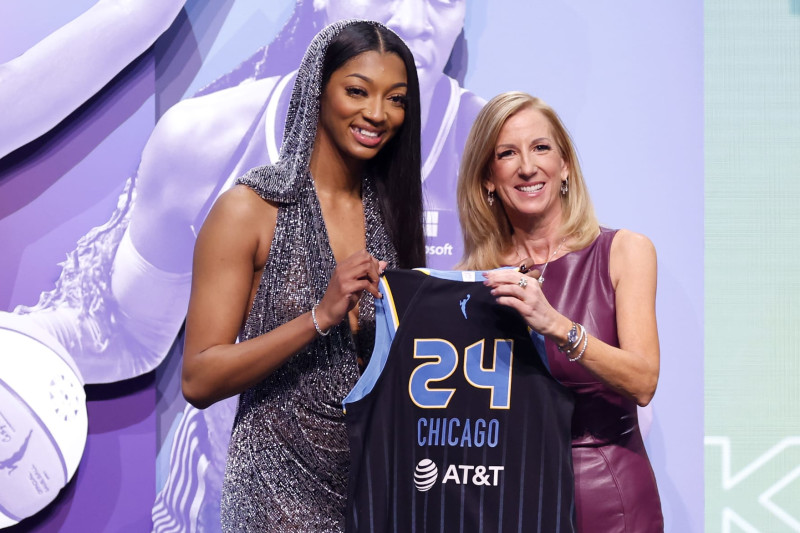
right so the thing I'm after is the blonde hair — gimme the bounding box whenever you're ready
[457,92,599,270]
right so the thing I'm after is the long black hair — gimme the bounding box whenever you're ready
[320,22,425,268]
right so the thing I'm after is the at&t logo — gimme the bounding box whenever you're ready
[414,459,505,492]
[414,459,438,492]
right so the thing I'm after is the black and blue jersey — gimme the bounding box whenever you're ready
[344,269,575,532]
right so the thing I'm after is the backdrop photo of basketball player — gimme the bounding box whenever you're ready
[0,1,482,530]
[1,0,480,384]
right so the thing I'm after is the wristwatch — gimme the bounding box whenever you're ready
[558,322,578,352]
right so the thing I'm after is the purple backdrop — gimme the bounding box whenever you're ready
[0,1,703,531]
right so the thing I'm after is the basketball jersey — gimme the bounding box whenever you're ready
[343,269,576,533]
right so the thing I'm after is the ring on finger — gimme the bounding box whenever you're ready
[518,277,528,288]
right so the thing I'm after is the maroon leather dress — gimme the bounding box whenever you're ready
[537,228,664,532]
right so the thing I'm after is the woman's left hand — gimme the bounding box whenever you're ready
[482,268,566,337]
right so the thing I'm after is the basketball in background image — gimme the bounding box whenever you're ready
[0,327,87,528]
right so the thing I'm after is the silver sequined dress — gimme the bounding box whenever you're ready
[219,20,398,533]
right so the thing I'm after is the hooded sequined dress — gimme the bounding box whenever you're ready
[219,20,399,532]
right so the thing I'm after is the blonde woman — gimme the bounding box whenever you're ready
[458,92,663,532]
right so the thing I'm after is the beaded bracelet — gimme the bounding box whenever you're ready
[311,303,330,336]
[567,332,588,362]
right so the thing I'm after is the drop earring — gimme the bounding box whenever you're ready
[560,178,569,196]
[487,190,495,206]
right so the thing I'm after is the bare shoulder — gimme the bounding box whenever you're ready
[213,183,274,214]
[154,77,279,145]
[198,184,278,267]
[137,77,280,214]
[206,184,277,232]
[609,229,657,286]
[611,229,656,257]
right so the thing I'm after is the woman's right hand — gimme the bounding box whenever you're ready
[313,250,386,333]
[482,267,569,338]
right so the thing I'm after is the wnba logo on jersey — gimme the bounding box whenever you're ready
[414,459,505,492]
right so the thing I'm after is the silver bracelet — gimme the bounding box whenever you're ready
[567,330,588,362]
[311,303,330,336]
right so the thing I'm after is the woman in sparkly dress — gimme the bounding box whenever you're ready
[459,92,664,532]
[180,20,424,531]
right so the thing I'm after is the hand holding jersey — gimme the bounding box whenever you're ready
[314,250,386,334]
[482,267,563,339]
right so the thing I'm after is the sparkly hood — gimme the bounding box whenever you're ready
[236,19,394,203]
